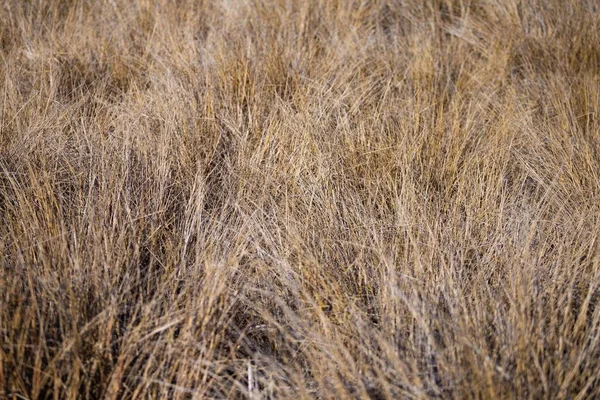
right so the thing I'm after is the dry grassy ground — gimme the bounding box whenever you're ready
[1,0,600,398]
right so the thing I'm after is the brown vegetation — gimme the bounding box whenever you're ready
[1,0,600,398]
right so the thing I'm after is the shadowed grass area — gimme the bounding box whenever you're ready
[1,0,600,398]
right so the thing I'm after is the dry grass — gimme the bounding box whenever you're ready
[1,0,600,398]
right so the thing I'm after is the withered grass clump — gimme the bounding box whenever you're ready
[1,0,600,398]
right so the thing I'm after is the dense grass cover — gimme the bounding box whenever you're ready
[1,0,600,398]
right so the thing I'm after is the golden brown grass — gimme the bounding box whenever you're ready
[1,0,600,398]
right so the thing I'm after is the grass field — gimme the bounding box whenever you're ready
[1,0,600,398]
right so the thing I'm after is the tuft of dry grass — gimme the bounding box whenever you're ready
[1,0,600,398]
